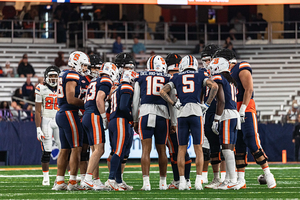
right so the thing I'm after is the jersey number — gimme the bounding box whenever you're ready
[85,82,97,102]
[146,76,165,96]
[182,74,195,93]
[57,77,64,98]
[230,83,237,102]
[110,92,117,113]
[45,97,58,110]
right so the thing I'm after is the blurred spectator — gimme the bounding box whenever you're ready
[23,103,34,121]
[193,40,205,54]
[55,52,68,67]
[0,101,11,121]
[155,16,165,40]
[112,36,123,54]
[54,7,67,43]
[287,100,299,124]
[293,121,300,161]
[0,66,3,77]
[12,88,24,107]
[132,37,146,55]
[19,6,27,24]
[150,51,155,56]
[255,13,267,40]
[1,6,16,37]
[223,36,237,57]
[10,101,27,121]
[22,76,34,100]
[91,9,105,38]
[3,61,14,77]
[17,54,35,77]
[229,12,246,40]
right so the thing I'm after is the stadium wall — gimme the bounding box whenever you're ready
[0,122,296,165]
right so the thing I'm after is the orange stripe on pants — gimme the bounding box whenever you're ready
[139,117,143,140]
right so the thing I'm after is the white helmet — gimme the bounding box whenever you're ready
[120,70,138,84]
[146,55,167,73]
[100,62,119,85]
[179,55,199,72]
[68,51,90,76]
[208,57,230,75]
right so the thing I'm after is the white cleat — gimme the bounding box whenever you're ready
[42,179,50,186]
[232,178,246,190]
[81,179,94,190]
[205,178,221,189]
[122,180,133,190]
[217,180,238,190]
[105,179,124,191]
[167,180,179,189]
[159,181,168,190]
[94,181,111,191]
[265,173,276,189]
[76,176,81,182]
[67,180,86,191]
[202,176,208,184]
[186,179,192,189]
[195,179,203,190]
[213,179,229,190]
[141,183,151,191]
[179,180,190,190]
[52,180,67,191]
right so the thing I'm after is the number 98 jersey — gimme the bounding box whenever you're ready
[35,83,58,118]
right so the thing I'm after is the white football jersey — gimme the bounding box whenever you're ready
[35,83,58,118]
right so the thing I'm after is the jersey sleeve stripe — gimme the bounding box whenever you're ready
[36,87,40,91]
[239,63,251,68]
[121,85,134,91]
[101,78,113,84]
[212,75,222,80]
[66,74,80,80]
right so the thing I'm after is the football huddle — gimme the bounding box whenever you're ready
[35,45,276,191]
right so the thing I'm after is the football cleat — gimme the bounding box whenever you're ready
[214,179,229,189]
[94,181,111,191]
[217,180,238,190]
[67,180,86,191]
[141,183,151,191]
[42,179,50,186]
[265,173,276,189]
[52,180,67,191]
[202,176,208,184]
[232,178,246,190]
[121,180,133,190]
[179,180,190,190]
[159,180,168,190]
[186,179,192,189]
[81,179,94,190]
[205,177,222,189]
[167,180,180,189]
[105,179,124,191]
[195,178,203,190]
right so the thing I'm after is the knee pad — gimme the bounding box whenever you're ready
[210,152,221,165]
[122,155,129,164]
[81,152,89,161]
[252,148,268,166]
[41,151,51,163]
[203,147,210,161]
[235,153,248,168]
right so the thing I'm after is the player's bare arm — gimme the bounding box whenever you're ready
[35,102,42,128]
[66,81,84,107]
[205,79,218,105]
[159,84,175,106]
[239,69,253,107]
[96,90,106,114]
[215,83,225,116]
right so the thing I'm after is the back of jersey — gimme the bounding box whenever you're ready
[136,71,170,106]
[57,70,81,111]
[171,70,208,106]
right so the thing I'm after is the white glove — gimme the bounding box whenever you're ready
[173,99,182,110]
[211,121,219,135]
[239,104,247,123]
[36,127,45,142]
[101,113,108,130]
[200,103,210,114]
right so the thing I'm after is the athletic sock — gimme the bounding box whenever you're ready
[143,175,150,185]
[80,174,86,182]
[109,154,121,181]
[262,166,271,175]
[57,175,64,182]
[94,178,101,185]
[221,171,226,181]
[179,176,185,183]
[213,171,219,179]
[202,171,208,180]
[69,175,77,182]
[195,175,202,184]
[171,162,179,181]
[85,173,93,181]
[237,170,245,180]
[222,149,237,183]
[43,171,49,180]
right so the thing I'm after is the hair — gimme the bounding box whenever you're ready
[221,72,237,87]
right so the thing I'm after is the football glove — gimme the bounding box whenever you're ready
[37,127,45,142]
[101,113,108,130]
[239,104,247,123]
[211,121,219,135]
[200,103,210,114]
[173,99,182,110]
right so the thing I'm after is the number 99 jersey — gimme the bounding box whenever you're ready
[35,83,58,118]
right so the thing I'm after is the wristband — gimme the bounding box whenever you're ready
[37,127,42,132]
[205,102,210,107]
[214,114,221,121]
[100,113,107,119]
[240,104,247,113]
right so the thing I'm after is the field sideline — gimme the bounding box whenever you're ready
[0,163,300,199]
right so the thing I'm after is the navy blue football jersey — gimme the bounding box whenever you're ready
[230,61,253,102]
[57,70,81,111]
[170,70,209,106]
[212,74,237,110]
[84,76,112,115]
[110,83,134,121]
[136,71,170,106]
[79,76,92,111]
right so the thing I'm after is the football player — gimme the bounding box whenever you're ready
[35,65,61,186]
[81,62,118,190]
[214,49,276,189]
[53,51,89,191]
[164,53,192,189]
[105,70,137,191]
[160,55,218,190]
[78,54,102,184]
[208,57,240,189]
[132,55,170,191]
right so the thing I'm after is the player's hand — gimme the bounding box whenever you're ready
[101,113,108,130]
[292,139,295,143]
[36,127,45,142]
[133,122,139,133]
[200,103,210,114]
[170,126,176,134]
[173,99,181,110]
[239,104,247,123]
[211,121,219,135]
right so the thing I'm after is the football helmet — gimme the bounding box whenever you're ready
[100,62,119,84]
[179,55,198,72]
[68,51,90,76]
[114,52,136,69]
[165,53,181,72]
[87,54,102,78]
[44,66,60,87]
[208,57,230,75]
[201,44,220,68]
[146,55,167,73]
[213,48,237,64]
[120,70,138,84]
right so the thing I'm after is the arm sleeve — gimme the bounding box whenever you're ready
[132,81,140,123]
[119,93,133,121]
[35,84,42,103]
